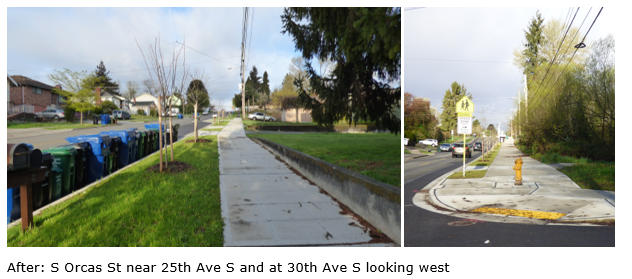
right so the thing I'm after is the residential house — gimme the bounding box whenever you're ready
[129,93,158,115]
[96,88,126,110]
[8,75,64,113]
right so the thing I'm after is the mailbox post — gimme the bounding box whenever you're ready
[7,166,48,231]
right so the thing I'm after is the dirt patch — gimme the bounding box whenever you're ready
[146,161,193,173]
[185,139,212,143]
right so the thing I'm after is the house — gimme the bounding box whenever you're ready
[129,93,159,115]
[95,88,126,109]
[282,108,312,123]
[8,75,64,113]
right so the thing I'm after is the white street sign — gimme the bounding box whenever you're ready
[458,117,472,134]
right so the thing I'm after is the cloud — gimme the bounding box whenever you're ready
[7,7,301,109]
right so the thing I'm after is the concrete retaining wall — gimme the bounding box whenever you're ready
[247,124,391,134]
[251,137,401,245]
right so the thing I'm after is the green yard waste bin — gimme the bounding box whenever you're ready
[143,130,152,156]
[43,146,77,197]
[50,167,63,202]
[151,128,159,151]
[137,131,145,159]
[109,136,121,174]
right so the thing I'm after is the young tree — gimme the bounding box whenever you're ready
[94,61,120,94]
[186,71,211,142]
[281,7,401,133]
[123,81,140,102]
[48,69,103,125]
[136,36,187,172]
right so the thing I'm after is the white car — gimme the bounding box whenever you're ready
[248,112,275,121]
[202,108,210,115]
[419,139,438,147]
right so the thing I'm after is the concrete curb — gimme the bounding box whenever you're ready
[7,136,190,230]
[71,124,122,131]
[250,137,401,246]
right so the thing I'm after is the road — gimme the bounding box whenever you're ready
[7,115,215,151]
[403,138,615,247]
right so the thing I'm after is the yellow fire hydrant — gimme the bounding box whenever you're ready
[512,158,523,185]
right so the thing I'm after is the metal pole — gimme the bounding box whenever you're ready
[463,133,466,177]
[241,43,246,120]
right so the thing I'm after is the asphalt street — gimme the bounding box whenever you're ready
[7,115,214,150]
[404,138,615,247]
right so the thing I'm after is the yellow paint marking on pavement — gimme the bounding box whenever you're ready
[470,207,566,220]
[420,162,430,166]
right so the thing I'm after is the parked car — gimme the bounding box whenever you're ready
[112,110,131,120]
[202,108,210,115]
[440,143,452,152]
[248,112,275,121]
[452,143,471,158]
[419,139,438,147]
[473,142,482,151]
[36,109,65,119]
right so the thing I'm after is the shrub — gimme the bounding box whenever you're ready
[404,131,417,146]
[137,109,145,116]
[149,108,158,117]
[101,101,118,114]
[92,106,103,115]
[64,106,76,122]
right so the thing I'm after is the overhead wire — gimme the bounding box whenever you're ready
[531,7,602,109]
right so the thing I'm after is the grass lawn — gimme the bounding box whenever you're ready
[516,143,615,191]
[202,128,224,132]
[7,135,223,247]
[404,149,411,154]
[447,144,500,179]
[447,170,487,179]
[127,115,159,122]
[247,133,400,187]
[243,119,317,127]
[559,162,615,191]
[8,122,108,130]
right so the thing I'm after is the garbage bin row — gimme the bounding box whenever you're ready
[6,124,181,225]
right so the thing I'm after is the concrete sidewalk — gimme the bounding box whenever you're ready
[218,118,392,246]
[413,137,614,226]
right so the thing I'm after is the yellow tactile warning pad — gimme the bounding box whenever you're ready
[470,207,567,220]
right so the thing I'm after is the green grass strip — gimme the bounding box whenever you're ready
[248,133,400,187]
[7,135,223,247]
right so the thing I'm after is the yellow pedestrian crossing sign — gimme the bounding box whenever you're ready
[456,96,474,113]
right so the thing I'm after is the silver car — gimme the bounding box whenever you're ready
[248,112,275,121]
[36,109,65,119]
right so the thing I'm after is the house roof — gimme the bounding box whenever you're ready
[7,75,18,87]
[10,75,54,90]
[100,91,125,100]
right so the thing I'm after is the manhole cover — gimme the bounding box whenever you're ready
[447,220,477,226]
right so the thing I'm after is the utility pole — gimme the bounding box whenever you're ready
[524,74,528,125]
[241,43,246,120]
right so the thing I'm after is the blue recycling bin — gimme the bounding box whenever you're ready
[66,134,111,184]
[100,114,110,125]
[144,123,165,132]
[100,130,135,168]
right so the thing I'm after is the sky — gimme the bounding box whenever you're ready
[404,7,616,134]
[6,7,302,110]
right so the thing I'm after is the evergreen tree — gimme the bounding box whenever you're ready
[522,11,545,75]
[94,61,120,94]
[281,7,401,133]
[262,71,271,96]
[439,82,472,133]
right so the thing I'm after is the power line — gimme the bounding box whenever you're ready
[174,41,236,67]
[531,7,603,109]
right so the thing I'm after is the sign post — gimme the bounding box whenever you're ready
[456,96,474,177]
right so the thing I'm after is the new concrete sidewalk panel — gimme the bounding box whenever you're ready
[218,118,382,247]
[251,137,401,245]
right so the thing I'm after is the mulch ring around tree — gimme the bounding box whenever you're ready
[185,139,213,143]
[146,161,193,173]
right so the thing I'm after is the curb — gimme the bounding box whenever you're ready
[71,124,122,131]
